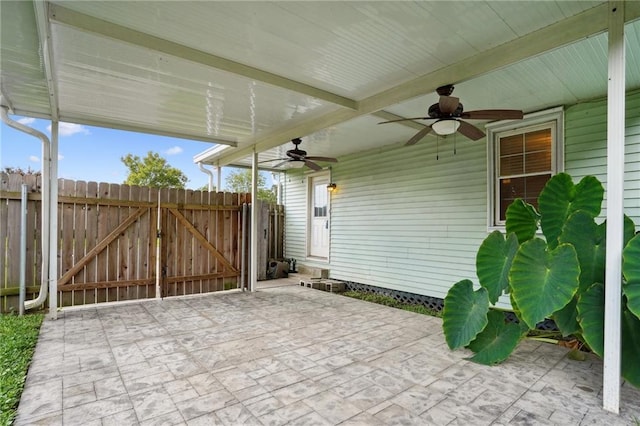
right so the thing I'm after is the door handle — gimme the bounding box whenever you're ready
[325,220,329,229]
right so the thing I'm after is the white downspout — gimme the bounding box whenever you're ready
[197,162,215,191]
[603,0,625,414]
[0,106,51,312]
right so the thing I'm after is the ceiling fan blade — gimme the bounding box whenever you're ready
[439,96,459,115]
[259,157,288,164]
[405,126,433,146]
[304,160,322,171]
[288,152,304,160]
[457,120,486,141]
[378,116,430,124]
[305,156,338,163]
[272,160,291,168]
[461,109,524,120]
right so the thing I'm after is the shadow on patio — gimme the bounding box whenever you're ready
[15,281,640,425]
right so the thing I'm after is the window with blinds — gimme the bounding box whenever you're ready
[486,107,563,228]
[498,128,552,221]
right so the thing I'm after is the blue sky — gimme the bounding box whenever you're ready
[0,116,267,190]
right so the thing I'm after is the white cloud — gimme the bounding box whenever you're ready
[17,117,36,125]
[29,155,39,162]
[58,154,64,161]
[47,122,90,136]
[165,146,183,155]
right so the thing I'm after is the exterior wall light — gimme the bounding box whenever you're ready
[327,183,337,192]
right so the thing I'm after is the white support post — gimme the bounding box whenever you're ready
[603,0,625,414]
[217,166,222,193]
[250,151,258,292]
[49,122,59,319]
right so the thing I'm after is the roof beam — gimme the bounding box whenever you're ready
[48,4,358,110]
[33,1,58,121]
[60,114,237,147]
[211,1,640,166]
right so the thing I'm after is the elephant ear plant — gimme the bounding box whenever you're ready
[442,173,640,388]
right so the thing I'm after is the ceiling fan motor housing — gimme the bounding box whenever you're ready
[429,102,464,118]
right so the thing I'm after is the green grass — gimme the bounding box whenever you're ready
[0,313,44,426]
[342,291,442,318]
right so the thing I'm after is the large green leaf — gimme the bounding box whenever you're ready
[577,282,604,357]
[509,292,524,323]
[505,199,540,244]
[538,174,604,249]
[467,310,526,365]
[623,234,640,319]
[510,238,580,329]
[622,307,640,388]
[553,296,580,337]
[624,215,637,246]
[559,211,606,292]
[476,231,519,304]
[443,280,490,350]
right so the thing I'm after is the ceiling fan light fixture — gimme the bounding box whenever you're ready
[432,119,460,136]
[288,160,306,169]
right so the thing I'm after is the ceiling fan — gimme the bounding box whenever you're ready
[260,138,338,171]
[378,84,524,145]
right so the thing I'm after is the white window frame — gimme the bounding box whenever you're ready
[487,107,564,230]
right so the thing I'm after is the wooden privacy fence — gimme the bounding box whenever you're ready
[0,173,284,313]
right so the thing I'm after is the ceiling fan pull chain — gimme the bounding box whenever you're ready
[436,135,439,160]
[454,133,457,155]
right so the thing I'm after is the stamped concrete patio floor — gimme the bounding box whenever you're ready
[16,282,640,425]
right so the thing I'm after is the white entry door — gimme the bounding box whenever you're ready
[309,175,330,259]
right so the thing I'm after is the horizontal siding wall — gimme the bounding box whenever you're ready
[565,89,640,223]
[283,89,640,304]
[282,172,308,262]
[284,135,488,301]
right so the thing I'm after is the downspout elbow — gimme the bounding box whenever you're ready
[197,162,214,192]
[0,106,51,311]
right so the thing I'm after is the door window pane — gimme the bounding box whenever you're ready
[314,184,327,217]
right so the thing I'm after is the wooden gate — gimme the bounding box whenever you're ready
[0,174,254,311]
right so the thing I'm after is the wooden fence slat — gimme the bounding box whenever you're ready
[60,179,75,307]
[107,183,120,302]
[0,174,9,311]
[165,187,178,297]
[129,185,142,301]
[215,192,224,291]
[96,182,110,303]
[73,181,88,305]
[6,175,23,304]
[118,183,131,302]
[148,187,158,299]
[85,181,99,303]
[201,190,212,293]
[176,188,186,296]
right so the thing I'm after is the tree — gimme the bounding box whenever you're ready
[121,151,188,188]
[2,166,41,176]
[195,183,217,192]
[225,169,276,203]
